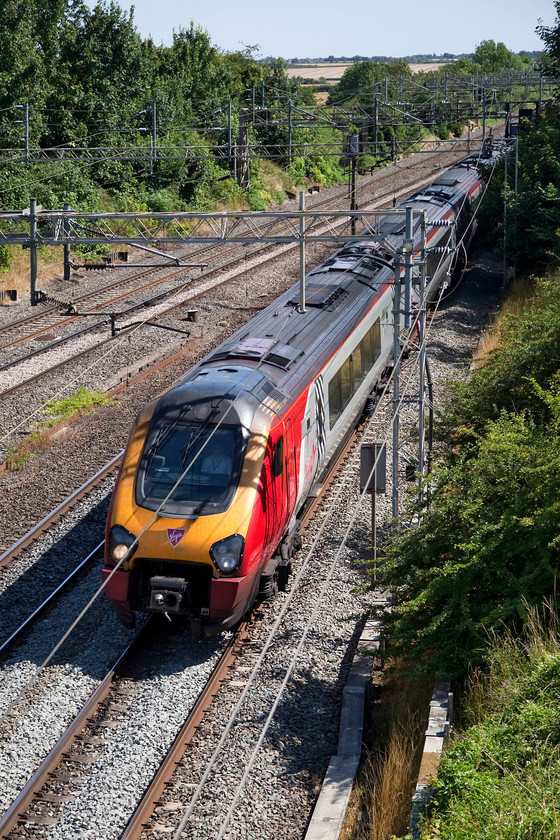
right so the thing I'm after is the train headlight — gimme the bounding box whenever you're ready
[210,534,244,574]
[109,524,138,566]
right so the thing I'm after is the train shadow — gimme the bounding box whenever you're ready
[247,618,366,788]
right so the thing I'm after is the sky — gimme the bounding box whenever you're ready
[85,0,554,58]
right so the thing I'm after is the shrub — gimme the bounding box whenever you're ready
[373,275,560,678]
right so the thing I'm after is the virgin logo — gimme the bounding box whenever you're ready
[167,528,186,547]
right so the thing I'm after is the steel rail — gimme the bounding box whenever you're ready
[119,616,253,840]
[0,163,441,398]
[0,452,122,569]
[116,406,367,839]
[0,141,474,360]
[0,619,154,839]
[0,541,104,662]
[0,152,395,344]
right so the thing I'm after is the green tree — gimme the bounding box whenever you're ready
[471,39,527,72]
[0,0,49,146]
[327,59,411,106]
[159,23,230,124]
[376,404,560,678]
[455,40,530,74]
[537,1,560,79]
[476,106,560,273]
[45,0,152,147]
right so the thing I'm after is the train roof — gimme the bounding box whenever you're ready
[175,159,483,415]
[185,252,393,414]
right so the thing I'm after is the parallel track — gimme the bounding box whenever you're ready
[0,141,481,361]
[0,453,122,566]
[117,409,364,839]
[0,155,475,401]
[0,389,368,839]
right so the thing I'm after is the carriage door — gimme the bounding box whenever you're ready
[285,418,298,517]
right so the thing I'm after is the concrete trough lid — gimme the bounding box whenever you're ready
[304,618,382,840]
[409,680,453,838]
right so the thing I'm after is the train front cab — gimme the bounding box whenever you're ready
[102,373,294,635]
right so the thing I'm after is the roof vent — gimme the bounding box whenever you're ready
[288,283,345,308]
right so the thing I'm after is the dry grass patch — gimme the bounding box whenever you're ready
[5,429,52,470]
[473,276,536,368]
[4,388,111,470]
[0,245,64,303]
[341,662,432,840]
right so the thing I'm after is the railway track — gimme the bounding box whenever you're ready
[0,141,502,839]
[0,399,371,839]
[119,420,363,840]
[0,247,503,840]
[0,138,482,355]
[0,142,484,405]
[0,454,121,565]
[0,618,247,840]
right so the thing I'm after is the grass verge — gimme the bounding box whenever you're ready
[472,275,536,367]
[419,601,560,840]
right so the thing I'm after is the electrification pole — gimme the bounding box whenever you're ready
[391,206,428,516]
[151,101,157,175]
[299,191,306,313]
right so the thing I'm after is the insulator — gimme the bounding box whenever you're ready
[431,246,455,254]
[431,220,454,227]
[43,292,74,307]
[84,263,109,270]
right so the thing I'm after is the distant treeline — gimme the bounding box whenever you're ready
[269,51,541,64]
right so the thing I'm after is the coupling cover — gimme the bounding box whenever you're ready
[149,576,187,613]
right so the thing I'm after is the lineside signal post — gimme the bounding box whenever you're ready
[360,442,386,575]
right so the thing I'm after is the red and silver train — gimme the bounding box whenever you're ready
[102,153,485,634]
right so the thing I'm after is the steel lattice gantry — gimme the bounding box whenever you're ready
[4,200,428,514]
[0,70,552,166]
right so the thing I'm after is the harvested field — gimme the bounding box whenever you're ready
[284,61,454,83]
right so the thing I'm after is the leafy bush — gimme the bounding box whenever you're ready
[373,275,560,678]
[44,387,111,425]
[440,277,560,445]
[247,187,268,211]
[145,188,183,212]
[287,154,345,187]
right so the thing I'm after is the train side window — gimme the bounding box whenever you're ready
[272,436,284,478]
[361,327,374,369]
[371,320,381,362]
[328,370,343,426]
[361,319,381,369]
[340,357,352,407]
[328,317,381,428]
[352,346,362,388]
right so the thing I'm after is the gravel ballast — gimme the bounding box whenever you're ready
[0,145,503,837]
